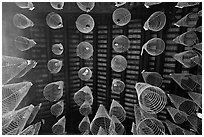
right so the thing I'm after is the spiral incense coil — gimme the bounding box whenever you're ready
[164,120,185,135]
[76,41,94,60]
[135,82,167,114]
[136,118,165,135]
[43,81,64,102]
[52,43,64,55]
[78,67,93,81]
[78,116,90,133]
[112,35,130,53]
[2,82,33,116]
[109,99,126,122]
[143,11,166,31]
[114,2,126,7]
[111,79,125,93]
[166,106,187,124]
[90,104,111,135]
[73,85,93,106]
[2,105,34,135]
[52,116,66,134]
[168,94,197,115]
[47,59,63,74]
[50,100,64,117]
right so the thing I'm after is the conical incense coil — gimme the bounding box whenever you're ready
[187,114,202,134]
[43,81,64,102]
[109,99,126,122]
[133,104,157,127]
[90,104,111,135]
[173,50,200,68]
[188,92,202,109]
[97,126,108,135]
[19,124,35,135]
[110,115,126,135]
[131,122,137,135]
[33,121,42,135]
[51,100,64,117]
[52,116,66,134]
[79,100,92,116]
[2,81,33,115]
[114,2,126,7]
[164,120,185,135]
[143,11,166,31]
[74,85,93,106]
[136,118,165,135]
[141,70,163,87]
[192,43,202,51]
[174,12,199,27]
[144,2,162,8]
[2,104,34,135]
[78,116,90,133]
[173,31,198,47]
[2,56,29,84]
[27,103,42,124]
[135,82,167,114]
[166,106,187,124]
[175,2,200,8]
[141,38,165,56]
[167,94,197,115]
[169,73,199,91]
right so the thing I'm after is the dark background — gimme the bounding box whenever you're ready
[2,2,202,135]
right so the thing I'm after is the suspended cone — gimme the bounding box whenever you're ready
[173,32,198,47]
[167,94,197,115]
[109,99,126,122]
[166,106,187,124]
[52,116,66,134]
[90,104,111,135]
[78,116,90,133]
[110,115,125,135]
[164,120,185,135]
[183,129,196,135]
[2,81,33,115]
[141,70,163,87]
[79,100,92,116]
[188,92,202,109]
[187,114,202,134]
